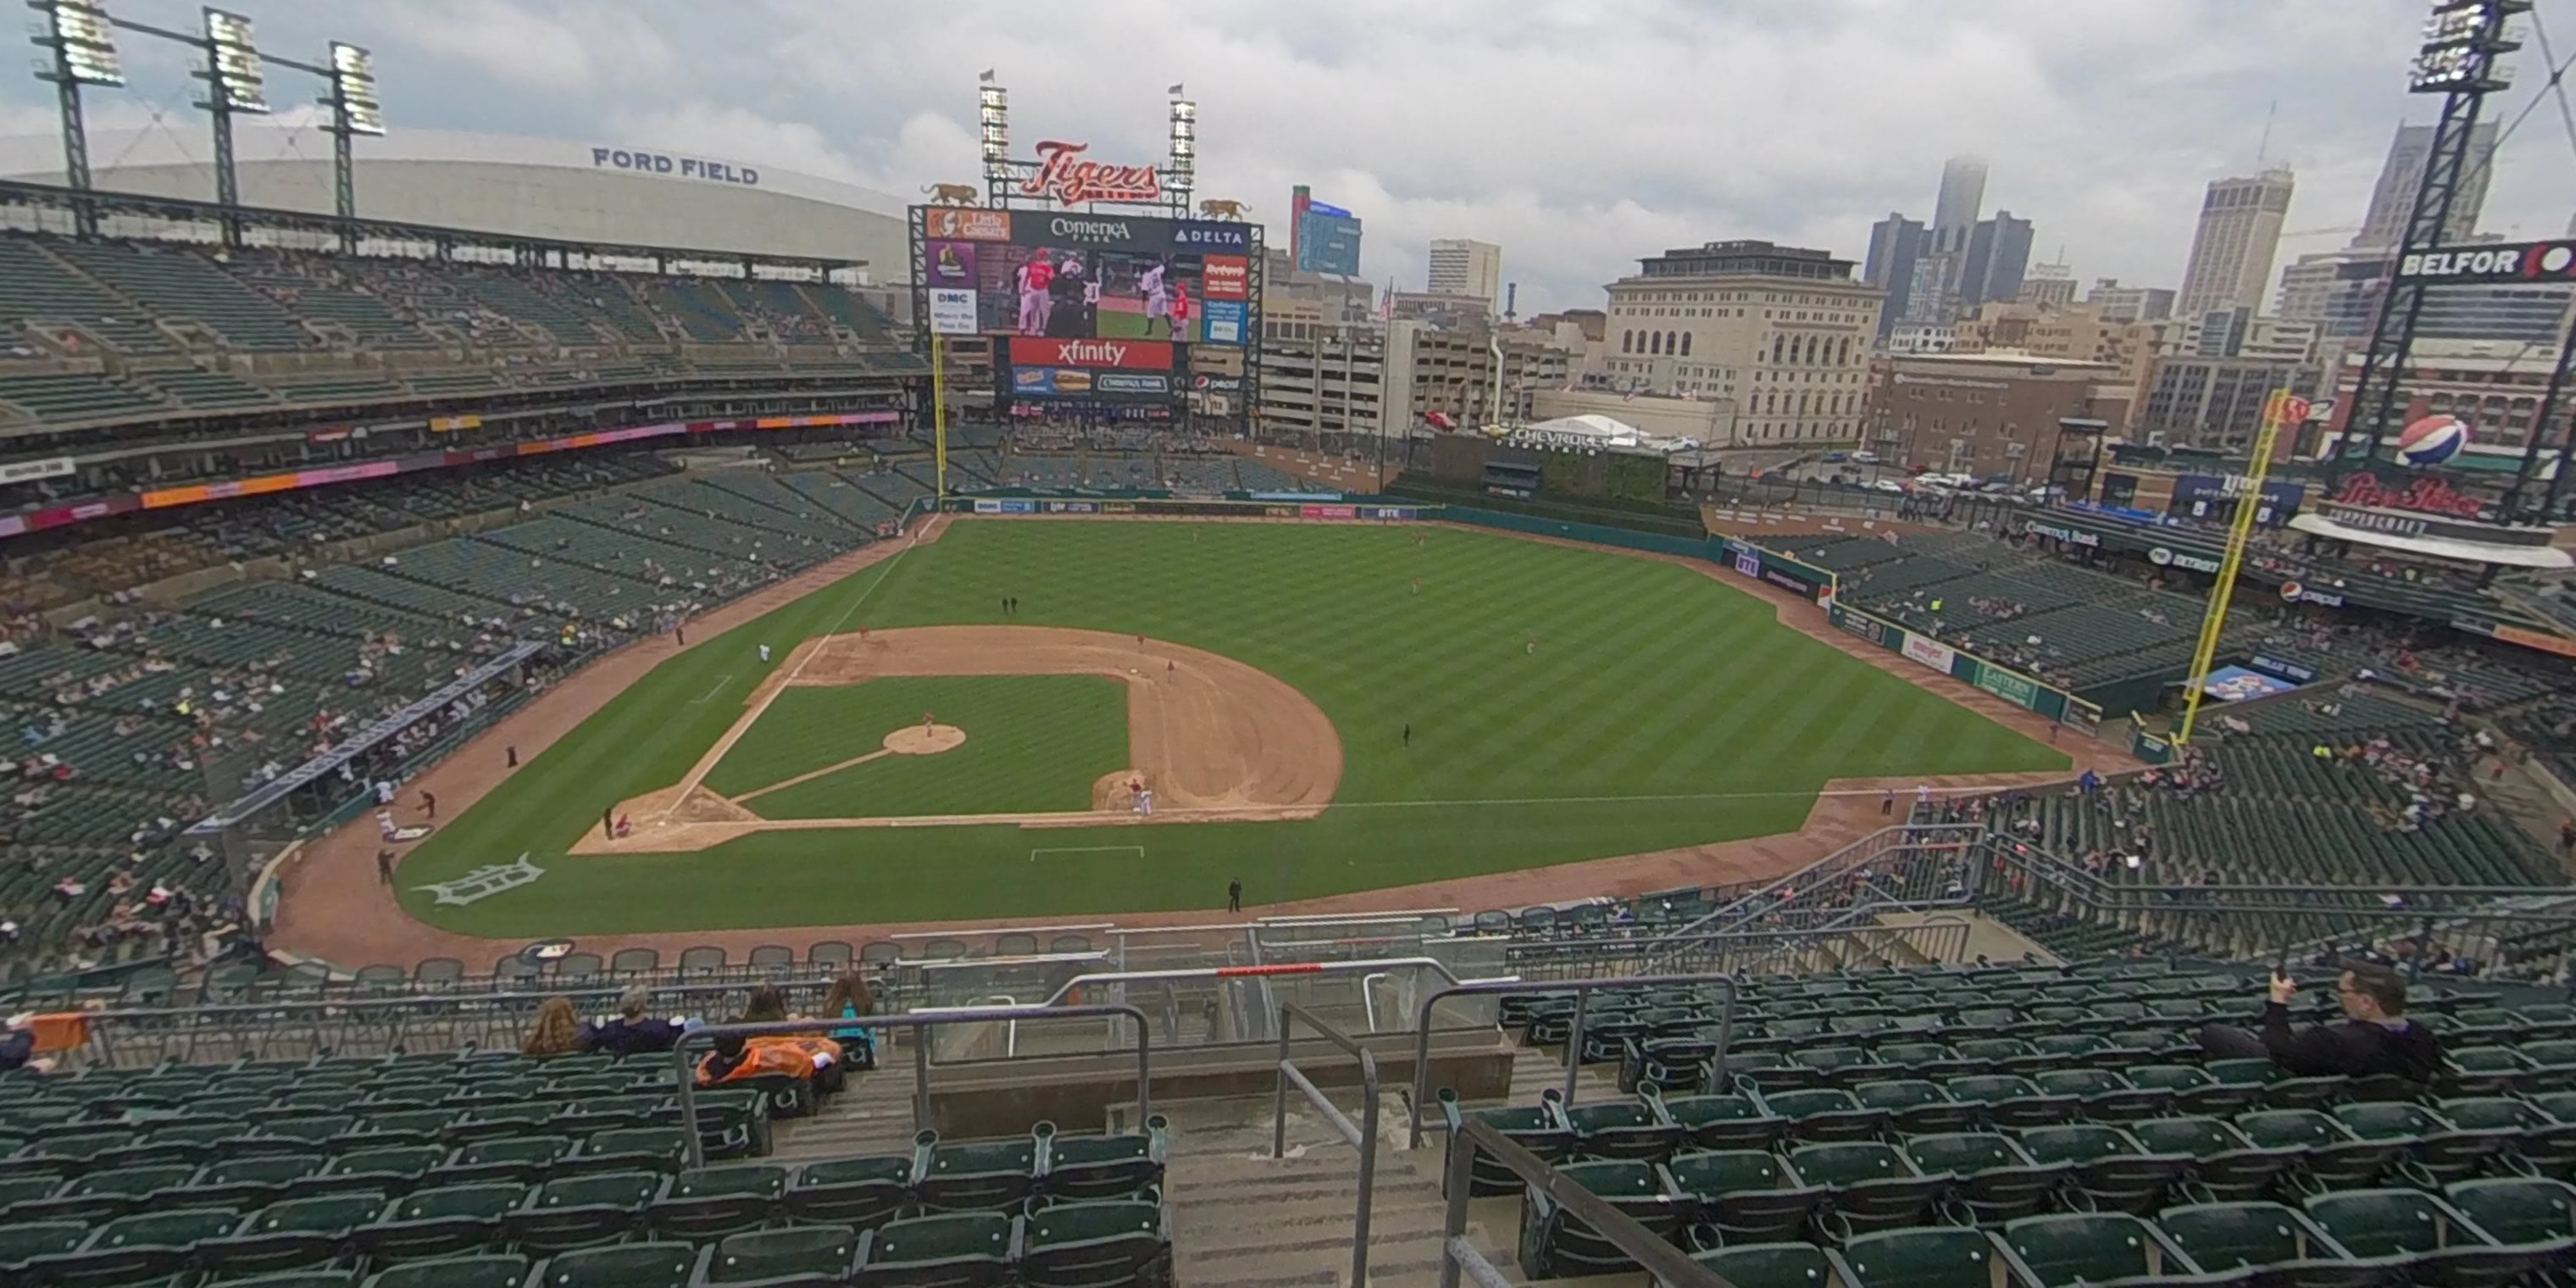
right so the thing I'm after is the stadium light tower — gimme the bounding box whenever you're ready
[977,75,1008,202]
[2333,0,2527,484]
[1167,92,1194,214]
[199,8,267,247]
[27,0,124,236]
[320,42,383,238]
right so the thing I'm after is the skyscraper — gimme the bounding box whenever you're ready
[1863,214,1926,339]
[2353,121,2497,250]
[1425,239,1502,310]
[2177,167,2295,319]
[1931,156,1988,252]
[1961,211,2035,307]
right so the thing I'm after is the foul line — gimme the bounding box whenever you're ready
[1308,784,2027,811]
[689,675,735,704]
[736,747,894,803]
[1032,845,1146,861]
[658,523,923,821]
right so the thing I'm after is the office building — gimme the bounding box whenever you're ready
[1931,155,1988,253]
[1961,210,2035,307]
[2323,338,2567,455]
[2354,120,2497,250]
[2016,262,2078,310]
[2274,245,2569,345]
[1869,350,2119,480]
[2178,168,2295,319]
[1601,239,1883,445]
[2085,280,2176,324]
[1863,213,1927,340]
[1425,239,1502,311]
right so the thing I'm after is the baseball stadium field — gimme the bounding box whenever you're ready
[389,519,2069,937]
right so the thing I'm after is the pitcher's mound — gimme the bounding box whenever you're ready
[883,724,966,756]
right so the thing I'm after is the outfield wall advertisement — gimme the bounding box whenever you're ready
[1823,599,2104,736]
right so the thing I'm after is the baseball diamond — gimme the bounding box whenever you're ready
[275,514,2081,951]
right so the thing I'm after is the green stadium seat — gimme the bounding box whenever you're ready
[317,1145,446,1196]
[2334,1102,2511,1183]
[25,1206,242,1288]
[1019,1198,1174,1288]
[1761,1089,1888,1143]
[198,1191,387,1277]
[355,1182,528,1263]
[2127,1065,2262,1117]
[1785,1142,1946,1238]
[534,1241,701,1288]
[1686,1241,1835,1288]
[1827,1225,1999,1288]
[2156,1202,2377,1288]
[914,1131,1039,1213]
[1515,1158,1684,1279]
[0,1220,89,1276]
[196,1154,330,1208]
[650,1164,787,1242]
[1993,1212,2210,1288]
[11,1161,197,1222]
[1852,1079,1979,1134]
[435,1135,575,1186]
[1663,1148,1822,1244]
[1041,1123,1167,1201]
[786,1154,913,1230]
[695,1223,863,1285]
[858,1212,1019,1288]
[1439,1091,1575,1196]
[362,1253,533,1288]
[2014,1125,2190,1215]
[2233,1110,2396,1191]
[1561,1096,1685,1160]
[2303,1188,2533,1285]
[1946,1075,2080,1130]
[1652,1091,1783,1152]
[563,1126,691,1176]
[2032,1069,2171,1121]
[2124,1117,2296,1202]
[504,1170,662,1254]
[1900,1132,2063,1225]
[2441,1177,2576,1262]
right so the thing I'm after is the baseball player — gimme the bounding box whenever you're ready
[1140,260,1170,336]
[1016,254,1055,334]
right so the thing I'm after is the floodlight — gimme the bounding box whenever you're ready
[330,41,383,135]
[41,0,122,86]
[977,83,1008,179]
[2410,0,2525,92]
[204,8,265,113]
[1167,98,1195,194]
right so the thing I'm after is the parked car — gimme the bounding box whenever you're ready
[1852,450,1881,464]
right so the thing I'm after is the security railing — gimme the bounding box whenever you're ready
[1271,1002,1380,1288]
[1405,971,1741,1150]
[1439,1116,1729,1288]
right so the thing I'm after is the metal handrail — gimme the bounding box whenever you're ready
[1404,971,1743,1148]
[919,954,1496,1013]
[1440,1116,1727,1288]
[669,1002,1151,1169]
[1272,1002,1380,1288]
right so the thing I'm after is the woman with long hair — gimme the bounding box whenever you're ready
[522,996,582,1057]
[740,985,790,1024]
[818,971,878,1069]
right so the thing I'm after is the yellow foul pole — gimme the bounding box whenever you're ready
[2174,387,2301,745]
[930,332,948,501]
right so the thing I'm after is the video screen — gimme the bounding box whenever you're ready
[947,244,1213,341]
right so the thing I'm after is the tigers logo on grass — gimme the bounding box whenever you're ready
[415,852,546,906]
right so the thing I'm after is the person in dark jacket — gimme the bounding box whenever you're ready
[2197,960,2442,1082]
[584,985,681,1056]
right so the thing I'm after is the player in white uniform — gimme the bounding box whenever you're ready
[1140,262,1170,336]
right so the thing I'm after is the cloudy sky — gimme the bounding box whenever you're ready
[5,0,2574,314]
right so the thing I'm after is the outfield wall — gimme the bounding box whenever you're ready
[1822,599,2105,735]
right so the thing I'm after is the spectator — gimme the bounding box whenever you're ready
[818,971,878,1069]
[696,1030,842,1087]
[1,1012,52,1074]
[522,996,586,1057]
[2196,961,2442,1083]
[585,984,682,1056]
[740,984,791,1024]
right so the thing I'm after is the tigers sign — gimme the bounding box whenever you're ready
[1020,140,1163,207]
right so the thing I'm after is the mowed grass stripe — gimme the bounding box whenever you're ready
[400,519,2071,935]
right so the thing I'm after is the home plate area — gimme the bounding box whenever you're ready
[572,625,1344,854]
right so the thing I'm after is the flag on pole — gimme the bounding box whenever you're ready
[1168,82,1185,96]
[979,69,997,83]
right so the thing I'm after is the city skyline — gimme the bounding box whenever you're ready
[0,1,2565,316]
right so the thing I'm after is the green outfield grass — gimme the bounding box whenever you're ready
[708,675,1128,819]
[393,519,2069,936]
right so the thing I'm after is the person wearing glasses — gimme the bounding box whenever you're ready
[2197,960,2442,1083]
